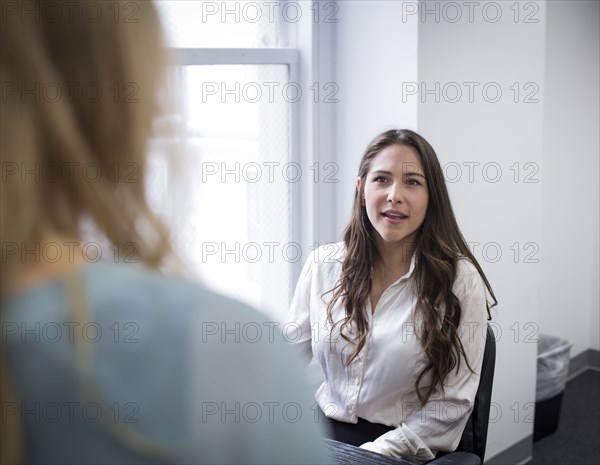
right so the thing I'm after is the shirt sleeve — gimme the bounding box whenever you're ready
[283,253,316,364]
[359,261,490,464]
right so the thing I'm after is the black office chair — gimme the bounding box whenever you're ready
[456,325,496,458]
[429,324,497,465]
[325,324,496,465]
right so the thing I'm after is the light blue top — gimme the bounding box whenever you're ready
[2,260,331,464]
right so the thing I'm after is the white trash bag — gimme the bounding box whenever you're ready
[536,334,573,402]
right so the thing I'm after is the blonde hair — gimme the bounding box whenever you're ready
[1,1,174,461]
[0,0,171,289]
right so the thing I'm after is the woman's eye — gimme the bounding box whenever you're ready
[373,176,387,183]
[406,178,422,186]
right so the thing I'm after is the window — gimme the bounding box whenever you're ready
[148,1,305,319]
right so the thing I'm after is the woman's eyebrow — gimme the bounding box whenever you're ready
[370,170,393,176]
[404,171,426,179]
[371,169,426,178]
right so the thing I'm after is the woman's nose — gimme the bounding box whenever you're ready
[387,183,404,203]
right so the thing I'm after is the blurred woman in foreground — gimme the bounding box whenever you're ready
[0,1,329,463]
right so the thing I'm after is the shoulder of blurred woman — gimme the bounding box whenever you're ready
[83,260,257,321]
[3,261,331,463]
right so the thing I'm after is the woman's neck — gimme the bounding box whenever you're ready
[4,235,86,297]
[373,239,415,282]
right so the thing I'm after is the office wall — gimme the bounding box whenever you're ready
[333,1,418,234]
[540,0,600,356]
[416,1,546,460]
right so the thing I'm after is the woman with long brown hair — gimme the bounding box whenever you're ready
[0,1,329,463]
[287,129,497,463]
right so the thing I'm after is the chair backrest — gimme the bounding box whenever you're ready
[455,324,496,462]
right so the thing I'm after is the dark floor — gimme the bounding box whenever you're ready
[525,370,599,465]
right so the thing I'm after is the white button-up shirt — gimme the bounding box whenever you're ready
[285,243,489,463]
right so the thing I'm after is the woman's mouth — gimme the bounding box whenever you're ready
[382,211,408,224]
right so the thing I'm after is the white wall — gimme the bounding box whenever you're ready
[333,1,418,235]
[541,0,600,356]
[416,1,546,460]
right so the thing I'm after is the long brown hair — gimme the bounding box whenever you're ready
[326,129,497,405]
[1,1,173,462]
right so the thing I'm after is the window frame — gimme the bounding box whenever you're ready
[164,0,338,305]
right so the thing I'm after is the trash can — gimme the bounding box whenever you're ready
[533,334,573,441]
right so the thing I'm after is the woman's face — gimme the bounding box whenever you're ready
[358,144,429,253]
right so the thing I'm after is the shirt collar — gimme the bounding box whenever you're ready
[388,252,417,287]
